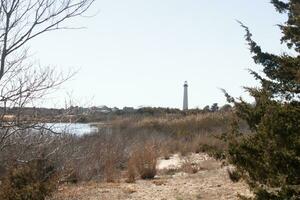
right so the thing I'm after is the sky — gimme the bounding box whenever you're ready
[29,0,288,109]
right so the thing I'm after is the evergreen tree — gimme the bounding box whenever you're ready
[211,103,219,112]
[226,1,300,199]
[203,105,210,113]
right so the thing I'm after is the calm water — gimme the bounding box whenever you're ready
[45,123,99,136]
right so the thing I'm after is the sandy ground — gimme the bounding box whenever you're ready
[50,153,252,200]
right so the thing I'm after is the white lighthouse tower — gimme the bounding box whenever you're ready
[183,81,188,110]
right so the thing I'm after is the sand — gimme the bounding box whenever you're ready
[50,153,252,200]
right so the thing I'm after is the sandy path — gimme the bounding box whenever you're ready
[51,153,251,200]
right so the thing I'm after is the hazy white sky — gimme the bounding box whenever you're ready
[30,0,288,109]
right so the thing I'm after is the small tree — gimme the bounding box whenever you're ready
[0,0,94,158]
[0,0,95,196]
[210,103,219,112]
[225,1,300,199]
[202,105,210,112]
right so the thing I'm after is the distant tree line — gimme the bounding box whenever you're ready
[0,103,233,122]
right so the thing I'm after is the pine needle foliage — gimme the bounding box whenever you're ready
[226,1,300,199]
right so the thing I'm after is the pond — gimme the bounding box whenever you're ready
[45,123,99,136]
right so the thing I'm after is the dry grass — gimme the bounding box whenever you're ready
[50,153,253,200]
[131,142,158,179]
[125,156,136,183]
[109,112,232,161]
[0,110,249,199]
[104,156,119,183]
[0,159,58,200]
[199,159,220,171]
[0,112,235,186]
[159,167,180,176]
[181,158,201,174]
[180,154,220,174]
[111,112,235,136]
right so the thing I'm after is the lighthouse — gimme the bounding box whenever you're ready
[183,81,188,110]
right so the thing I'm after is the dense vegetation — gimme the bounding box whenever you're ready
[226,1,300,199]
[0,110,232,183]
[0,103,231,123]
[2,0,299,199]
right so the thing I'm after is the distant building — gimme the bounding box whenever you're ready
[183,81,188,110]
[123,107,135,112]
[111,107,119,112]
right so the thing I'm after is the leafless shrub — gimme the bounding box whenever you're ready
[59,169,78,184]
[0,0,95,186]
[0,109,235,186]
[191,134,227,158]
[179,142,192,156]
[0,159,58,200]
[125,156,136,183]
[181,158,200,174]
[131,142,158,179]
[57,131,129,182]
[158,140,173,160]
[103,142,122,183]
[53,112,233,183]
[110,113,232,158]
[104,159,118,183]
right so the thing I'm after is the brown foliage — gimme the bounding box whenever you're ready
[131,142,158,179]
[181,158,200,174]
[103,152,120,183]
[125,156,136,183]
[0,159,58,200]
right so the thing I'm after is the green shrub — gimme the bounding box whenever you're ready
[227,168,241,183]
[226,1,300,199]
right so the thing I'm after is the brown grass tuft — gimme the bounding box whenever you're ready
[125,156,136,183]
[181,158,200,174]
[131,142,158,179]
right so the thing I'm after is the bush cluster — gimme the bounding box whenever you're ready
[0,159,58,200]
